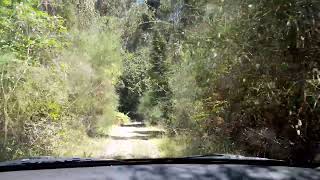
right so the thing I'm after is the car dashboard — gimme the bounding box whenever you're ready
[0,164,319,180]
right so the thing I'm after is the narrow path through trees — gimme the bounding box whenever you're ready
[102,122,165,159]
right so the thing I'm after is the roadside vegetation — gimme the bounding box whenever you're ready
[0,0,127,160]
[0,0,319,163]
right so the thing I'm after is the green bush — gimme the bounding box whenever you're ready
[0,1,126,161]
[133,0,320,162]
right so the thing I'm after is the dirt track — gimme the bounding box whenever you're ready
[102,122,165,159]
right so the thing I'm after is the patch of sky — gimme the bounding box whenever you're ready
[136,0,145,4]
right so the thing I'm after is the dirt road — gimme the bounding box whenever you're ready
[102,122,165,159]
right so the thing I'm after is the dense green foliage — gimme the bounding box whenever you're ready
[0,0,127,160]
[118,0,320,162]
[1,0,319,163]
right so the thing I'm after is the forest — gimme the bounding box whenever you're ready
[0,0,320,163]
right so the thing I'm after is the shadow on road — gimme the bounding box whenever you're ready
[132,130,165,137]
[109,131,165,140]
[120,123,146,127]
[109,123,165,140]
[109,135,150,140]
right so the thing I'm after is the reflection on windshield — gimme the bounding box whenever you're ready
[0,0,319,164]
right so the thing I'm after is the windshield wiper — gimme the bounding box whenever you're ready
[0,156,117,172]
[182,154,282,161]
[0,155,315,172]
[182,154,320,168]
[175,154,287,165]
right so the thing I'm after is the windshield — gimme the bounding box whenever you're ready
[0,0,319,164]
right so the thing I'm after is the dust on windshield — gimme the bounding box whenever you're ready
[0,0,319,164]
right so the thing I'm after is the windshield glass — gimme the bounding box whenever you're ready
[0,0,319,164]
